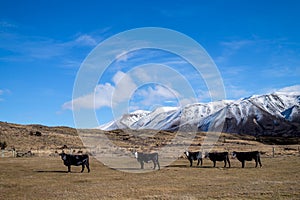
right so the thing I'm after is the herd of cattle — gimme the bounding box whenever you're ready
[184,151,262,168]
[59,150,262,173]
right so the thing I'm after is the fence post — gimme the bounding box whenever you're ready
[272,147,275,158]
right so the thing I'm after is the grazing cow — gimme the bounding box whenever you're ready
[184,151,203,167]
[232,151,262,168]
[134,152,160,170]
[205,152,231,168]
[59,152,90,173]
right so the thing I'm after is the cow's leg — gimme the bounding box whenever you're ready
[140,161,144,169]
[200,158,203,166]
[157,161,160,170]
[86,163,90,173]
[213,161,216,167]
[227,157,231,168]
[242,160,245,168]
[153,161,156,170]
[197,159,200,166]
[68,165,71,173]
[258,156,262,168]
[224,160,227,168]
[81,164,85,173]
[189,159,193,167]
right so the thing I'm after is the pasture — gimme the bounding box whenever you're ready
[0,155,299,199]
[1,122,300,199]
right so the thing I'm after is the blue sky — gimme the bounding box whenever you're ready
[0,0,299,127]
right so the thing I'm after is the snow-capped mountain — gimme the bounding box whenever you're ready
[99,92,300,137]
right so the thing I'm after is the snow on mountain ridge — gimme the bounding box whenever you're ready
[98,92,300,136]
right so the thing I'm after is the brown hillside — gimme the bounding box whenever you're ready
[0,121,299,157]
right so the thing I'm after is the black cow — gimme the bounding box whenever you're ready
[232,151,262,168]
[134,152,160,170]
[205,152,230,168]
[184,151,203,167]
[59,152,90,173]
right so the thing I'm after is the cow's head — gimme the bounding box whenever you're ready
[134,151,138,159]
[204,152,209,158]
[184,151,189,157]
[59,151,67,160]
[232,151,237,158]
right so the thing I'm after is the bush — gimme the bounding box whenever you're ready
[0,141,7,150]
[35,131,42,136]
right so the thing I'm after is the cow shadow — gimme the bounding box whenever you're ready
[35,170,75,173]
[165,164,189,168]
[165,164,240,169]
[111,167,142,171]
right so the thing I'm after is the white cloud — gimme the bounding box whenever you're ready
[135,85,179,106]
[112,71,126,84]
[62,83,114,110]
[276,85,300,95]
[140,85,178,99]
[112,71,137,104]
[180,97,198,106]
[115,51,129,62]
[132,68,152,82]
[62,71,138,110]
[75,34,97,46]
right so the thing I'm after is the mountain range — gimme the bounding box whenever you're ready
[99,91,300,137]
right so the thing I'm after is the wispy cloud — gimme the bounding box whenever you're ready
[225,85,253,100]
[74,34,98,46]
[0,26,109,67]
[262,65,300,78]
[128,84,187,112]
[0,89,3,101]
[220,40,254,50]
[216,39,256,64]
[0,20,18,29]
[115,51,130,63]
[134,85,179,107]
[0,88,11,102]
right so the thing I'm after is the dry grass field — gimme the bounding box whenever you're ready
[1,121,300,199]
[0,155,299,199]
